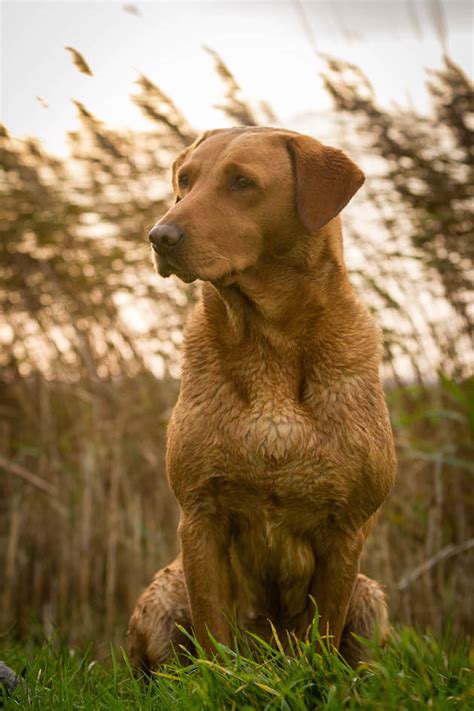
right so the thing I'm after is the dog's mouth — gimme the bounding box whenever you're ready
[152,251,198,283]
[153,249,241,286]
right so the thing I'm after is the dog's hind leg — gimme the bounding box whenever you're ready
[339,573,389,667]
[127,565,388,672]
[126,556,192,673]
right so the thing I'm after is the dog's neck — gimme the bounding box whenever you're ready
[222,259,345,327]
[202,223,357,348]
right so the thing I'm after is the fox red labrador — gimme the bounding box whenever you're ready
[127,127,396,670]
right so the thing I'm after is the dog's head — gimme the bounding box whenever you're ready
[149,127,364,284]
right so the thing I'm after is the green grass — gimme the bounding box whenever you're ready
[1,626,471,710]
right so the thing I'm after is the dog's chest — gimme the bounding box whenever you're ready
[231,395,315,464]
[194,360,316,457]
[168,354,329,497]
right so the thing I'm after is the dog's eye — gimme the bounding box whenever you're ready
[232,175,253,190]
[178,174,189,188]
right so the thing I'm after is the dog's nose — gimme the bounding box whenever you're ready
[148,223,184,251]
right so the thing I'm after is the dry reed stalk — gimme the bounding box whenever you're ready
[105,427,123,640]
[1,498,21,630]
[0,455,58,497]
[79,443,94,634]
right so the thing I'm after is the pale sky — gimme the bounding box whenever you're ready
[1,1,473,155]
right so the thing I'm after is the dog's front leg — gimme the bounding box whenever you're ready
[179,514,233,655]
[309,532,364,650]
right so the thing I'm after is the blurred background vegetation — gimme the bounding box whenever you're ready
[0,32,473,651]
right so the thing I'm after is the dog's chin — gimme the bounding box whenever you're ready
[171,268,237,286]
[153,252,241,286]
[175,271,198,284]
[162,266,198,284]
[153,255,198,283]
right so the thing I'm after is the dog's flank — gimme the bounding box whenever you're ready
[128,126,396,670]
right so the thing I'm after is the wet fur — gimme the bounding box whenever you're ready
[127,127,396,670]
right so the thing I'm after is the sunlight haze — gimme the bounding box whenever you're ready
[1,0,472,155]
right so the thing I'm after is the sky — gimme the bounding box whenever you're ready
[1,1,473,155]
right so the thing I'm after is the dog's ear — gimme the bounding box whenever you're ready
[287,134,365,232]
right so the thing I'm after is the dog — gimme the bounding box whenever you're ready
[127,127,396,671]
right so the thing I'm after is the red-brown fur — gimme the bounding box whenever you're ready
[127,127,396,670]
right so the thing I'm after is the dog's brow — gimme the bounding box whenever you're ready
[179,161,200,179]
[220,161,263,184]
[222,160,254,173]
